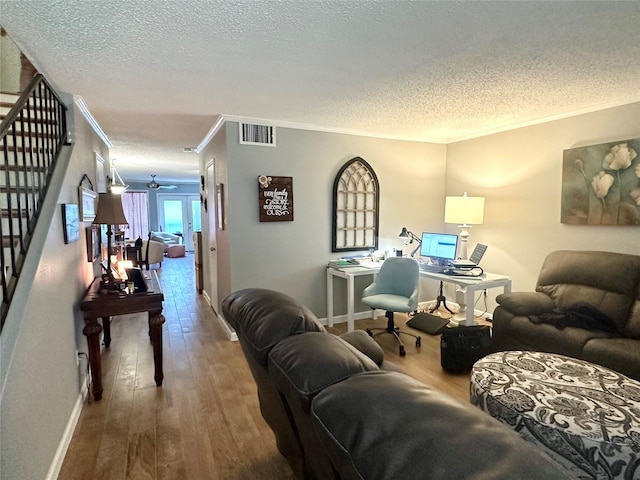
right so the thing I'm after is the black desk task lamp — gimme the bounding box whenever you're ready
[93,192,128,286]
[398,227,422,257]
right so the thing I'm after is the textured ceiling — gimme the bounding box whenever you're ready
[2,0,640,184]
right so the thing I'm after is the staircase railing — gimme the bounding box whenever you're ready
[0,73,68,331]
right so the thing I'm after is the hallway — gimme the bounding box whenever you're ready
[58,254,295,479]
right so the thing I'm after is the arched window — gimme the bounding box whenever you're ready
[332,157,379,252]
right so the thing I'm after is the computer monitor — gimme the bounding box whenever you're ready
[419,232,458,263]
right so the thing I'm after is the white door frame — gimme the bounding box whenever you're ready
[206,160,219,314]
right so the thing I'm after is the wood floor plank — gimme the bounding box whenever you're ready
[59,254,475,479]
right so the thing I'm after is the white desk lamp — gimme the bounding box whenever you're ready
[444,192,484,260]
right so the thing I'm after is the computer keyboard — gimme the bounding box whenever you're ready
[419,263,446,273]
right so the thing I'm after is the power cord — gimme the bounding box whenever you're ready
[77,352,93,403]
[473,289,489,320]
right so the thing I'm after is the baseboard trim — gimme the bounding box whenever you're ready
[45,369,89,480]
[203,290,238,341]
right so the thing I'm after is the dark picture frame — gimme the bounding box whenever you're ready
[61,204,80,244]
[86,225,101,262]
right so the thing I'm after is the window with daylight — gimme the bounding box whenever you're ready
[120,191,149,241]
[332,157,379,252]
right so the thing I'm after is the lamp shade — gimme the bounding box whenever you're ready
[444,193,484,225]
[398,227,409,239]
[93,193,128,226]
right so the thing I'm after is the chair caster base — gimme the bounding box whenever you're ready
[399,345,406,356]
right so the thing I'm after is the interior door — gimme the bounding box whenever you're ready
[157,194,201,251]
[206,161,219,313]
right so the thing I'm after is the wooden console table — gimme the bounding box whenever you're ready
[80,272,165,401]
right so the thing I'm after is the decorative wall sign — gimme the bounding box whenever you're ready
[562,138,640,225]
[258,175,293,222]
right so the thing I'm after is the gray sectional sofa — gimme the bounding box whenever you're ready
[222,287,569,479]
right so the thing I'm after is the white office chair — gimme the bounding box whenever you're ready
[361,257,421,356]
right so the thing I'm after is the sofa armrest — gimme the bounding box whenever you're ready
[339,330,384,366]
[496,292,555,316]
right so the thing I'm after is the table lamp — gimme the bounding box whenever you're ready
[444,192,484,259]
[93,192,128,284]
[398,227,422,257]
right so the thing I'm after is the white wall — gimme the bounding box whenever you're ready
[220,123,447,317]
[445,102,640,309]
[0,98,108,480]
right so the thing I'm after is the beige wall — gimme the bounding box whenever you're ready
[0,97,109,480]
[201,123,447,317]
[446,102,640,307]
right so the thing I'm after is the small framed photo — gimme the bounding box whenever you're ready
[79,186,98,222]
[61,204,79,244]
[86,226,101,262]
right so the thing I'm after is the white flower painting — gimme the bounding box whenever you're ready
[562,139,640,225]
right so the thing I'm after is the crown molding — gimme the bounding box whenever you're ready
[74,96,112,148]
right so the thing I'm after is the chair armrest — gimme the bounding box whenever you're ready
[495,292,555,316]
[362,282,380,297]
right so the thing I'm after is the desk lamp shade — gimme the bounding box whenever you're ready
[444,192,484,259]
[93,193,128,277]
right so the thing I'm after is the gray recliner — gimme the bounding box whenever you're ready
[492,250,640,380]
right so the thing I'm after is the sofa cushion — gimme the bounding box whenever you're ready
[536,250,640,334]
[269,332,379,413]
[583,337,640,381]
[310,370,569,480]
[221,288,325,366]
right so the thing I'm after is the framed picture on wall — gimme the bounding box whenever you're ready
[62,204,80,244]
[86,225,101,262]
[79,186,98,222]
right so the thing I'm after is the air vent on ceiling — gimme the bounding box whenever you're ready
[239,123,276,147]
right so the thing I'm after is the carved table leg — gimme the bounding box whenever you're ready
[148,310,165,387]
[83,316,104,401]
[102,316,112,347]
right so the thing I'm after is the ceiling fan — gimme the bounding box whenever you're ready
[147,174,177,190]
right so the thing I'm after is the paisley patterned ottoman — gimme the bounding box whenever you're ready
[470,351,640,479]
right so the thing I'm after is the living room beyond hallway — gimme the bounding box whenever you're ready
[59,254,474,479]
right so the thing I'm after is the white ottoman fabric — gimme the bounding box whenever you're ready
[471,351,640,479]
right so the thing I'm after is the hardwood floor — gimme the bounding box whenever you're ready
[58,255,473,479]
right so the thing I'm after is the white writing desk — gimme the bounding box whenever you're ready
[326,264,511,332]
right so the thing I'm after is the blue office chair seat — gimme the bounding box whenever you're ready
[361,257,421,356]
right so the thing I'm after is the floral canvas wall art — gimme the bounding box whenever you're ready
[561,138,640,225]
